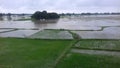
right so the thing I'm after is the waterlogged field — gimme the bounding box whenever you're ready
[29,30,73,39]
[0,15,120,39]
[0,15,120,68]
[0,30,39,38]
[72,27,120,39]
[74,40,120,51]
[0,29,15,33]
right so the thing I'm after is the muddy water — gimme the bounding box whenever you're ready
[0,15,120,30]
[0,15,120,38]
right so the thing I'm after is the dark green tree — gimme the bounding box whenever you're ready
[7,13,12,20]
[31,11,41,20]
[31,11,60,20]
[0,13,3,20]
[47,13,60,19]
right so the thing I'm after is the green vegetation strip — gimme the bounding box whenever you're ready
[53,40,76,68]
[68,31,81,39]
[74,40,120,51]
[55,53,120,68]
[29,30,73,39]
[0,38,72,68]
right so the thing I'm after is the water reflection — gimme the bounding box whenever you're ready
[0,17,3,21]
[32,19,59,23]
[0,15,120,30]
[1,15,120,39]
[32,19,59,29]
[7,16,12,21]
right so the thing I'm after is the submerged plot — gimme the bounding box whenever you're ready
[74,40,120,51]
[0,30,39,38]
[73,27,120,39]
[0,29,15,33]
[29,30,73,39]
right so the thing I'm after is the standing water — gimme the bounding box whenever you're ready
[0,15,120,39]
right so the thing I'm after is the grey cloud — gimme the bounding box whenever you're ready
[0,0,120,13]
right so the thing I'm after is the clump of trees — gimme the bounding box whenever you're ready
[0,13,3,20]
[31,11,60,20]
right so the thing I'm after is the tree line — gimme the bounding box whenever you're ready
[60,12,120,16]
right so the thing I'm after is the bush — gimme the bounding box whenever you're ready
[31,11,60,20]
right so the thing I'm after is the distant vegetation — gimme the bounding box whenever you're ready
[0,13,31,21]
[0,13,3,20]
[60,12,120,16]
[0,12,120,21]
[31,11,60,20]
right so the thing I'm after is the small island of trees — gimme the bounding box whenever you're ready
[31,11,60,20]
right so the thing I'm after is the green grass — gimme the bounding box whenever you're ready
[29,30,73,39]
[1,38,120,68]
[74,40,120,51]
[68,31,81,39]
[56,53,120,68]
[0,38,72,68]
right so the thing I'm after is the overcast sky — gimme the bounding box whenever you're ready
[0,0,120,13]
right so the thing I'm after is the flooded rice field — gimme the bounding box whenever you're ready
[0,30,39,38]
[73,27,120,39]
[0,15,120,39]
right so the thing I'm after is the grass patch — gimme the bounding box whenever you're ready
[29,30,73,39]
[56,53,120,68]
[68,31,81,39]
[0,38,73,68]
[74,40,120,51]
